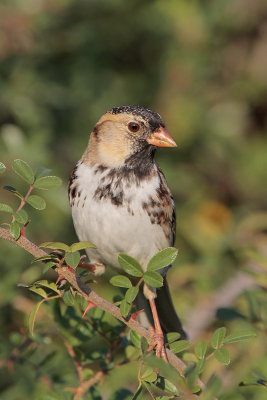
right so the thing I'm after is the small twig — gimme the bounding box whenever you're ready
[12,184,34,222]
[19,184,34,211]
[64,341,83,382]
[73,371,104,400]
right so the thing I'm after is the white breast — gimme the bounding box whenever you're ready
[70,162,170,271]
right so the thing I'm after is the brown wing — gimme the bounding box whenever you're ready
[156,165,176,246]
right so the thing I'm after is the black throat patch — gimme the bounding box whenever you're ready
[93,146,156,207]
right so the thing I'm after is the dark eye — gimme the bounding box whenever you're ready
[128,122,140,133]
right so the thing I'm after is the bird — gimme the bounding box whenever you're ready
[68,105,186,360]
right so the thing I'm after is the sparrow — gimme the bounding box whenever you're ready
[68,105,186,360]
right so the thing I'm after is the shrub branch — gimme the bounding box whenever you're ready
[0,226,204,394]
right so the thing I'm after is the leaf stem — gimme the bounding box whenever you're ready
[18,183,34,212]
[205,343,224,360]
[12,183,34,223]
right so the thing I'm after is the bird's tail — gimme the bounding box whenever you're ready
[135,276,187,340]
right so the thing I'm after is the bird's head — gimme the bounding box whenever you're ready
[83,105,177,168]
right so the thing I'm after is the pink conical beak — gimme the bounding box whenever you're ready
[146,126,177,147]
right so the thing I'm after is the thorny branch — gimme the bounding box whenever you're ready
[0,226,204,398]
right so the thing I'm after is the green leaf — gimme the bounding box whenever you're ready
[63,290,74,306]
[132,384,143,400]
[216,307,245,321]
[34,166,52,179]
[28,301,42,336]
[211,327,226,349]
[0,203,13,213]
[125,345,140,360]
[3,186,24,200]
[32,254,59,263]
[130,330,141,349]
[144,355,179,384]
[214,347,230,365]
[143,271,163,287]
[120,299,131,317]
[118,254,143,277]
[147,247,178,271]
[0,162,6,174]
[109,389,134,400]
[70,241,96,252]
[12,159,34,184]
[156,377,179,395]
[141,366,156,382]
[169,340,190,354]
[14,209,28,224]
[194,340,207,359]
[110,275,132,288]
[40,242,71,251]
[29,286,47,298]
[155,397,170,400]
[166,332,181,344]
[65,251,80,268]
[196,358,206,374]
[26,195,46,210]
[43,262,57,274]
[34,176,62,190]
[223,330,256,344]
[10,221,20,240]
[125,286,139,303]
[142,371,157,383]
[34,280,60,294]
[141,337,149,354]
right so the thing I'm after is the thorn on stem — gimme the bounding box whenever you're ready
[82,301,96,318]
[130,309,144,321]
[56,274,64,285]
[20,221,30,238]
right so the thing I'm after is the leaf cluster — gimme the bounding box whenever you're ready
[110,249,178,318]
[0,160,62,239]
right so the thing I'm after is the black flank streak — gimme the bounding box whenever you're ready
[111,192,123,206]
[71,186,77,199]
[141,167,175,245]
[142,202,148,211]
[95,165,108,174]
[68,164,78,201]
[127,206,134,216]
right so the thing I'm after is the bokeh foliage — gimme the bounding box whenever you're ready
[0,0,267,399]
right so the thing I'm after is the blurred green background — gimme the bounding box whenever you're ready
[0,0,267,399]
